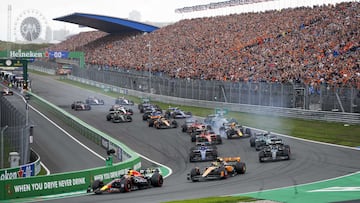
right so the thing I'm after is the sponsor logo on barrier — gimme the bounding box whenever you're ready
[12,177,86,193]
[0,169,19,180]
[0,163,38,180]
[93,169,126,181]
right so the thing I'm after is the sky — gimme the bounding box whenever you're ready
[0,0,353,42]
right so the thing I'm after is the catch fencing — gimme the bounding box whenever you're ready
[0,95,30,168]
[67,64,360,114]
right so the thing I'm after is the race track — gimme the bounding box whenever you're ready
[29,74,360,203]
[2,85,106,173]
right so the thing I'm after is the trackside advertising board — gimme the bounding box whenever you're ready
[0,156,141,200]
[0,159,41,181]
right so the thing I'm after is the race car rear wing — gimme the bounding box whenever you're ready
[221,157,241,162]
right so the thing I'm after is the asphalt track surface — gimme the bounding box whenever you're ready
[2,86,106,173]
[29,74,360,203]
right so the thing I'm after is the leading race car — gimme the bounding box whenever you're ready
[71,101,91,111]
[187,157,246,182]
[1,88,13,96]
[90,168,163,194]
[85,96,105,105]
[259,138,291,162]
[189,143,218,162]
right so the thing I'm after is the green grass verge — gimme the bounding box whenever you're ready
[56,77,360,147]
[163,196,257,203]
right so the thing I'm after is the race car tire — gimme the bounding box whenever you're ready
[151,173,164,187]
[190,168,200,182]
[172,120,178,128]
[148,120,154,127]
[182,126,187,132]
[206,125,212,131]
[284,145,291,153]
[250,137,256,147]
[92,179,104,193]
[189,155,195,162]
[120,178,132,192]
[259,151,265,162]
[191,135,196,142]
[216,134,222,144]
[235,162,246,174]
[100,100,105,105]
[226,131,233,139]
[284,148,291,160]
[245,128,252,136]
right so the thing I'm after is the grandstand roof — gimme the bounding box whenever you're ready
[53,13,159,33]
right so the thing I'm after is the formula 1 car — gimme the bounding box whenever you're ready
[90,168,163,194]
[143,109,163,121]
[153,117,178,129]
[251,133,278,151]
[85,96,105,105]
[220,122,252,139]
[115,96,134,106]
[147,113,164,127]
[187,157,246,182]
[181,118,212,133]
[204,114,238,134]
[109,104,133,115]
[1,88,13,96]
[259,138,291,162]
[71,101,91,111]
[189,143,218,162]
[165,107,192,119]
[138,98,151,113]
[106,110,132,123]
[191,129,222,145]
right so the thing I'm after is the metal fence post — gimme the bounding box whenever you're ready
[1,125,8,168]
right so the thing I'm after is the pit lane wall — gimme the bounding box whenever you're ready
[0,92,141,200]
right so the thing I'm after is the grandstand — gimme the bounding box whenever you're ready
[46,1,359,88]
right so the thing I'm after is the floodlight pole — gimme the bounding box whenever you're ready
[147,41,152,93]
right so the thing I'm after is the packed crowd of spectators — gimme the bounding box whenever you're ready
[47,2,359,89]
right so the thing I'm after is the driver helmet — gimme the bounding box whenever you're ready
[211,161,218,166]
[128,169,134,176]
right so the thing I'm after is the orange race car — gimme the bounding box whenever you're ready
[187,157,246,182]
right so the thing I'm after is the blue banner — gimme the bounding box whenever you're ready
[47,51,69,59]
